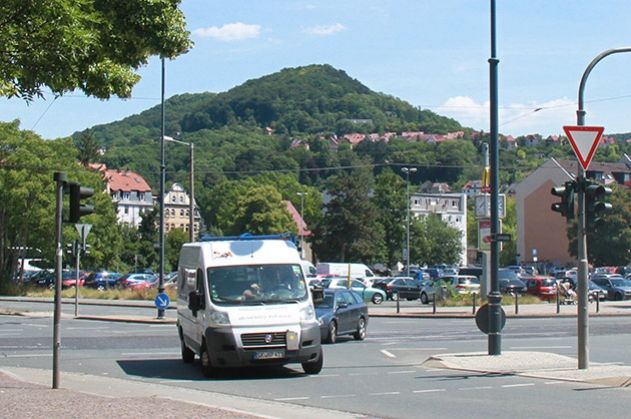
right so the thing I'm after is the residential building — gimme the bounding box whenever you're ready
[285,200,313,262]
[515,158,631,266]
[409,192,468,265]
[97,166,153,227]
[163,183,202,240]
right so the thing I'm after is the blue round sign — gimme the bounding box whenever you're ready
[154,292,170,310]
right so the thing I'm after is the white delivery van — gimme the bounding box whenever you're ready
[300,260,317,278]
[177,234,323,377]
[316,262,375,279]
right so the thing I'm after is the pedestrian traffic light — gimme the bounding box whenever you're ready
[584,179,612,225]
[550,180,575,221]
[68,182,94,223]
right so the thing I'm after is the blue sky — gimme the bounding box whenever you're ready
[3,0,631,139]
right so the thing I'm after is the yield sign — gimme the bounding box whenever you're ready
[563,125,604,171]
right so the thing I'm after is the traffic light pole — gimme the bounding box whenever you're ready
[52,171,67,389]
[574,47,631,369]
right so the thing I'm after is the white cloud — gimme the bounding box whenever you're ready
[303,23,346,36]
[435,96,577,137]
[193,22,261,42]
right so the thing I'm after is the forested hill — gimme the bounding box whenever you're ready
[81,64,463,144]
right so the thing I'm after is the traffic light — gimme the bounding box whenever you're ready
[584,179,612,225]
[550,180,576,221]
[68,182,94,223]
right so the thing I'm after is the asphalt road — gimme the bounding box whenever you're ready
[2,302,631,418]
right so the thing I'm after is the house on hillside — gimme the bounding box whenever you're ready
[163,183,202,240]
[515,158,631,266]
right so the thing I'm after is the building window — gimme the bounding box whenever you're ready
[124,206,128,215]
[180,209,185,216]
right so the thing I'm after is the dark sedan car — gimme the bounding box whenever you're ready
[84,271,122,290]
[27,270,56,288]
[373,277,421,301]
[314,289,368,344]
[499,278,527,295]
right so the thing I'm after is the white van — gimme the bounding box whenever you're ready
[316,262,375,279]
[177,235,323,377]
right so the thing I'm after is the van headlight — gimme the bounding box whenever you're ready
[208,310,230,326]
[300,305,316,323]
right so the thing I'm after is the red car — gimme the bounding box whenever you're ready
[118,273,158,290]
[61,270,89,288]
[524,276,557,300]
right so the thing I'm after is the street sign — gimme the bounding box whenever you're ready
[478,219,491,251]
[494,233,511,242]
[563,125,604,171]
[154,292,170,310]
[75,223,92,250]
[474,194,506,219]
[475,303,506,334]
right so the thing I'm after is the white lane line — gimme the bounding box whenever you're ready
[501,383,535,388]
[459,386,493,390]
[274,397,310,401]
[321,394,356,399]
[388,348,449,351]
[509,346,572,349]
[387,370,416,375]
[349,373,379,377]
[380,349,396,358]
[413,389,446,394]
[5,353,52,358]
[423,368,446,372]
[369,391,400,396]
[544,381,572,385]
[23,323,48,328]
[120,352,179,356]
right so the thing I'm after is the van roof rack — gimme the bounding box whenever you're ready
[200,232,297,244]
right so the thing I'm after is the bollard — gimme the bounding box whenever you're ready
[472,292,477,314]
[395,292,400,314]
[596,293,600,313]
[556,287,560,314]
[432,292,436,314]
[515,292,519,315]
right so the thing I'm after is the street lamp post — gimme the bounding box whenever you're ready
[401,167,417,277]
[158,57,166,319]
[296,192,308,259]
[164,136,195,242]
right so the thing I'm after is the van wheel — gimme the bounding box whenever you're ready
[302,348,323,375]
[372,293,383,304]
[181,339,195,364]
[200,342,218,378]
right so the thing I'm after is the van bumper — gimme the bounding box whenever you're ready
[203,323,321,368]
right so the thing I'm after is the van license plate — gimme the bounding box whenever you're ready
[253,350,285,360]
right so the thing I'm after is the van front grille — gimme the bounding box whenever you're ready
[241,332,286,348]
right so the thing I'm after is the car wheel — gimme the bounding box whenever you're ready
[353,317,366,341]
[420,292,429,305]
[200,341,218,378]
[372,293,384,305]
[181,339,195,364]
[615,292,624,301]
[326,321,337,344]
[97,285,105,292]
[302,348,323,375]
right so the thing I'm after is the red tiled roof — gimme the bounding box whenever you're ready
[285,200,311,237]
[104,169,152,193]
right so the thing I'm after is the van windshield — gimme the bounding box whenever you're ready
[208,264,308,305]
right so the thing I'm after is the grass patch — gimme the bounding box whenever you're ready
[10,286,177,302]
[436,292,545,307]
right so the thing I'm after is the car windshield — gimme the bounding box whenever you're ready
[314,293,335,309]
[610,278,629,287]
[208,264,307,305]
[542,279,556,286]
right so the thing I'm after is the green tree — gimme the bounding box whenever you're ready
[136,207,159,271]
[75,131,101,167]
[232,185,296,235]
[166,228,188,272]
[410,214,463,266]
[499,197,517,266]
[372,168,406,268]
[1,0,191,100]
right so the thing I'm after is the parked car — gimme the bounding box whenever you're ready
[499,277,527,295]
[372,277,421,301]
[84,271,122,290]
[322,278,386,304]
[27,270,56,288]
[61,270,89,288]
[588,280,607,301]
[591,274,631,301]
[119,273,158,290]
[314,289,368,344]
[523,276,557,300]
[420,275,480,304]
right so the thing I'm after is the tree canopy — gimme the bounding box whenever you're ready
[0,0,191,100]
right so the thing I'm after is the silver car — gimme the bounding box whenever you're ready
[420,275,480,304]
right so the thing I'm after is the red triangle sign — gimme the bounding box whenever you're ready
[563,125,604,171]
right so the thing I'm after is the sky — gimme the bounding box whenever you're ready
[3,0,631,140]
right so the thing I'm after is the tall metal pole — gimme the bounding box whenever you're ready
[401,167,416,277]
[574,47,631,369]
[297,192,307,258]
[158,57,166,319]
[189,142,195,242]
[74,241,80,317]
[487,0,502,355]
[52,171,67,389]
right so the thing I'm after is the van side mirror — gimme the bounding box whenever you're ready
[188,291,204,315]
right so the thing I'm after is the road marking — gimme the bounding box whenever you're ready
[413,389,446,394]
[387,348,449,351]
[120,351,179,356]
[321,394,356,399]
[544,381,572,385]
[23,323,48,328]
[380,349,396,358]
[509,346,572,349]
[501,383,535,388]
[459,386,493,390]
[274,397,310,401]
[387,370,416,374]
[369,391,400,396]
[5,353,52,358]
[149,324,174,328]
